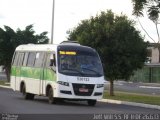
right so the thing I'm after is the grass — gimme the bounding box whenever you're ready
[0,80,10,86]
[103,91,160,105]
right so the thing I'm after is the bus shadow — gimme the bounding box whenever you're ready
[16,93,97,107]
[20,95,89,107]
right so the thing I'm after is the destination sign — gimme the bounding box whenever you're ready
[59,51,76,55]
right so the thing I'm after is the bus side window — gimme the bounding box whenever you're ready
[17,53,24,66]
[12,52,18,65]
[23,52,29,66]
[46,53,56,72]
[34,52,45,67]
[50,54,56,67]
[27,52,36,67]
[13,52,18,66]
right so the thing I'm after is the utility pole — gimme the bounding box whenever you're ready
[51,0,55,44]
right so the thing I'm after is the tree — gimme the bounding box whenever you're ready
[0,25,49,81]
[68,10,148,96]
[132,0,160,61]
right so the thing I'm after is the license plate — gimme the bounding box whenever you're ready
[79,88,88,92]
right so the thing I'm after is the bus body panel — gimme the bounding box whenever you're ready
[10,44,105,101]
[53,73,104,100]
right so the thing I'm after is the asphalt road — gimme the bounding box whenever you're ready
[0,72,6,80]
[0,87,159,120]
[105,81,160,96]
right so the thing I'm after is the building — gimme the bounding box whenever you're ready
[130,43,160,83]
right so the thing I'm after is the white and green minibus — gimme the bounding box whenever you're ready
[11,42,105,106]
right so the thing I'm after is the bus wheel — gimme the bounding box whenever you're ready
[87,100,97,106]
[22,85,28,99]
[22,85,34,100]
[48,88,56,104]
[28,93,35,100]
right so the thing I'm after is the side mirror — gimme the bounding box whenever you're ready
[50,59,56,66]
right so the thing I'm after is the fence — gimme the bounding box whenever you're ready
[130,66,160,83]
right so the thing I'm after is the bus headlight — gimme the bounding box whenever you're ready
[57,81,69,86]
[97,84,104,88]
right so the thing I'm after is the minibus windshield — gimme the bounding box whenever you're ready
[58,50,103,77]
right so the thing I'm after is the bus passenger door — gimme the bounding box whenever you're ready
[42,53,56,95]
[15,52,24,91]
[35,52,45,95]
[40,62,45,95]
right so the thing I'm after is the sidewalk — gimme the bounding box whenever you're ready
[112,80,160,87]
[104,80,160,96]
[99,99,160,110]
[103,81,160,110]
[0,84,11,89]
[0,72,7,80]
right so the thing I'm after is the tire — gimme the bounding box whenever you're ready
[22,85,28,99]
[48,88,56,104]
[28,93,35,100]
[87,100,97,106]
[22,85,34,100]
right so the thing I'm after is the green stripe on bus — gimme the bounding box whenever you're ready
[11,66,56,81]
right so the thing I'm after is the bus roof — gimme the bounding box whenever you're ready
[15,43,94,52]
[15,44,58,52]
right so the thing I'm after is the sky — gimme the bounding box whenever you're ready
[0,0,159,44]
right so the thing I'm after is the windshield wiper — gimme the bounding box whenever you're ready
[62,68,84,75]
[81,67,102,76]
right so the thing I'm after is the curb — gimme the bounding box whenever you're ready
[99,99,160,110]
[0,85,11,89]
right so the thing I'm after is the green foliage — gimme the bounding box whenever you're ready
[68,10,148,81]
[132,0,160,62]
[0,80,9,86]
[0,24,49,81]
[132,0,160,22]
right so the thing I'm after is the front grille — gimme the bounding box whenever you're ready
[72,83,95,96]
[60,90,72,95]
[94,92,103,96]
